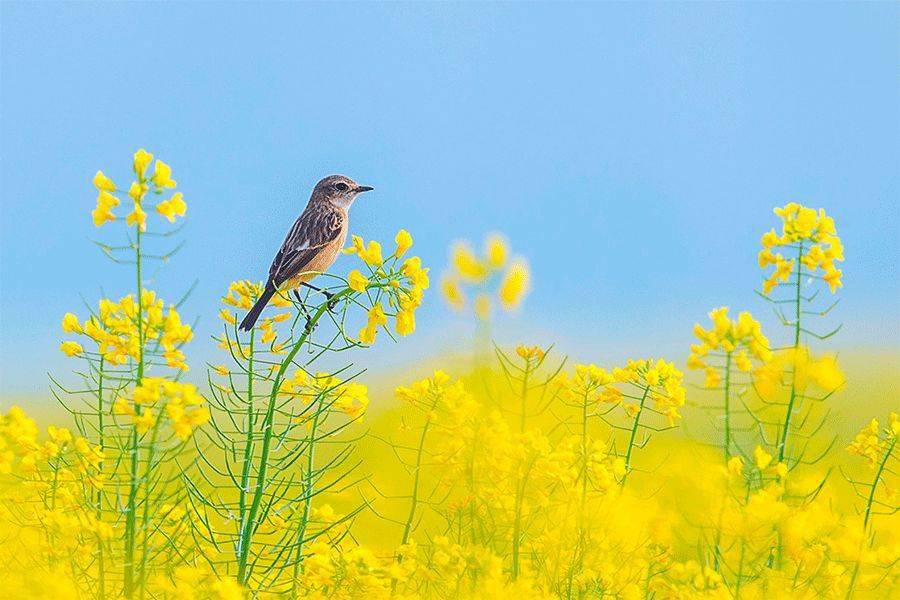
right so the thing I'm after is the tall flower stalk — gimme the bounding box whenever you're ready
[188,232,428,594]
[52,150,204,599]
[757,203,845,466]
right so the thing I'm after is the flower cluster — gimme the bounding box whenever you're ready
[0,408,104,484]
[847,413,898,468]
[440,233,530,320]
[395,370,476,423]
[345,229,430,344]
[556,359,686,426]
[688,307,772,387]
[752,346,844,400]
[59,290,193,370]
[621,358,687,425]
[113,377,209,439]
[218,280,292,346]
[91,149,186,230]
[279,370,370,421]
[759,203,844,294]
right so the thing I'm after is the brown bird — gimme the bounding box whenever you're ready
[239,175,373,331]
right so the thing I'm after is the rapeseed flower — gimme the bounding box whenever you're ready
[760,203,844,295]
[441,233,531,320]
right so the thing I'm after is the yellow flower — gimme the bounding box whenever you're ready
[394,229,413,258]
[773,258,794,282]
[345,235,383,266]
[126,202,147,231]
[686,354,705,370]
[359,303,387,344]
[92,205,115,227]
[727,456,744,478]
[133,409,156,435]
[347,270,369,292]
[92,190,121,227]
[485,233,508,269]
[214,365,229,376]
[400,256,430,291]
[774,462,788,479]
[623,403,640,418]
[499,261,530,310]
[516,345,545,361]
[334,382,369,420]
[441,276,465,311]
[703,368,721,388]
[760,229,778,248]
[823,267,842,293]
[156,192,187,223]
[754,445,773,470]
[133,148,154,178]
[395,308,415,336]
[128,181,145,202]
[61,312,83,334]
[151,160,177,188]
[60,341,84,357]
[451,242,488,283]
[92,170,116,192]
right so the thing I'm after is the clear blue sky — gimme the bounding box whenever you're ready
[1,3,897,396]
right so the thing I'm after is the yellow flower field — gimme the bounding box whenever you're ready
[0,152,896,599]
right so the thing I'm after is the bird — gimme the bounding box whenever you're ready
[238,175,374,332]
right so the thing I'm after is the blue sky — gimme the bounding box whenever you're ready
[1,3,897,396]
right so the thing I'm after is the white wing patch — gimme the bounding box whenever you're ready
[295,240,310,251]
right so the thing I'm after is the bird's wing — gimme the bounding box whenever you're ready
[268,207,345,288]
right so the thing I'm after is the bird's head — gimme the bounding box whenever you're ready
[310,174,373,210]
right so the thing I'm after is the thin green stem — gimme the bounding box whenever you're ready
[237,330,256,566]
[236,289,350,585]
[845,438,895,600]
[292,394,325,598]
[124,217,145,599]
[519,362,531,433]
[95,356,106,600]
[777,242,804,464]
[511,457,536,580]
[723,352,732,461]
[401,413,433,547]
[622,385,651,483]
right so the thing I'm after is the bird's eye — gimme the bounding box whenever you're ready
[334,182,350,192]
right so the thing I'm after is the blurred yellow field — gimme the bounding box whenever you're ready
[0,152,896,599]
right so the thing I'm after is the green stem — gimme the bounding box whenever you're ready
[622,385,651,483]
[137,416,163,600]
[723,352,732,461]
[400,411,433,547]
[236,290,350,585]
[567,390,591,596]
[511,457,536,580]
[96,357,106,600]
[124,220,145,599]
[237,330,256,565]
[846,438,897,600]
[291,393,324,598]
[519,362,531,433]
[777,242,804,464]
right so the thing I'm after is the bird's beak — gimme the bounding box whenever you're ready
[355,185,374,193]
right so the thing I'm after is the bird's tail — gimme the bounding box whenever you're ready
[239,283,276,331]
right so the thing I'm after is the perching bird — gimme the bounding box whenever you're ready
[238,175,373,331]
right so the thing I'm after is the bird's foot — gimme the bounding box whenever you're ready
[304,315,317,335]
[324,290,338,312]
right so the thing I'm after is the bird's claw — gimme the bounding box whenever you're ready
[304,316,317,335]
[325,292,338,312]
